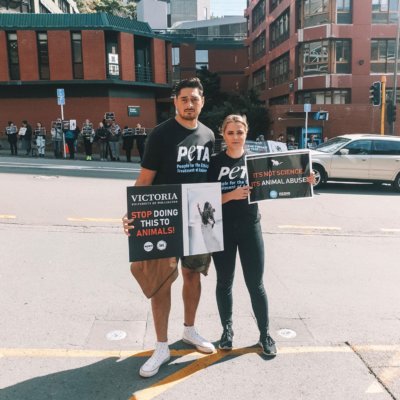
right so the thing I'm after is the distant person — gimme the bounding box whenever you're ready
[81,119,95,161]
[122,126,134,162]
[109,121,121,161]
[34,122,46,158]
[96,122,109,161]
[277,134,285,142]
[21,120,32,156]
[51,119,63,158]
[135,123,147,161]
[65,125,79,159]
[5,121,18,156]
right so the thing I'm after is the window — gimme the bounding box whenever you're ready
[334,40,351,73]
[372,140,400,155]
[371,39,399,73]
[71,32,83,79]
[303,0,329,27]
[7,32,19,81]
[37,32,49,80]
[299,40,351,76]
[270,9,289,49]
[336,0,352,23]
[270,0,283,12]
[252,0,266,31]
[372,0,399,24]
[297,89,351,104]
[301,40,329,75]
[252,67,266,91]
[195,50,208,70]
[344,140,372,155]
[58,0,70,13]
[270,52,290,86]
[1,0,32,12]
[252,31,266,62]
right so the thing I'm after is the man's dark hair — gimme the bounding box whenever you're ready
[172,77,203,98]
[22,120,27,124]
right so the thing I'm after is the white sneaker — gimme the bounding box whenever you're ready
[139,342,170,378]
[182,326,215,353]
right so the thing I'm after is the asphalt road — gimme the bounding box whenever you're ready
[1,156,399,400]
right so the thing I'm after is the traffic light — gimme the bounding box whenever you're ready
[387,100,397,123]
[369,81,381,106]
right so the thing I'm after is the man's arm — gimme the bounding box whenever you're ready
[135,167,157,187]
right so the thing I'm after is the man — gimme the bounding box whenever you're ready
[123,77,215,378]
[21,120,32,155]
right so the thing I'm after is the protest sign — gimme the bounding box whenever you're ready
[127,182,223,261]
[245,150,313,203]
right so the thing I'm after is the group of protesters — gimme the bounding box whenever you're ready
[3,116,147,162]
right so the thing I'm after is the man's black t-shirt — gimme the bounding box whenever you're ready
[141,118,215,185]
[208,150,259,223]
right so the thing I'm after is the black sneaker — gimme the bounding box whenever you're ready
[219,326,234,350]
[259,334,277,357]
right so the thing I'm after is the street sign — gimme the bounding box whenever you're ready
[57,96,65,106]
[304,103,311,113]
[57,88,65,98]
[128,105,141,117]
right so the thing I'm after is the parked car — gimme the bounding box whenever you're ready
[311,134,400,191]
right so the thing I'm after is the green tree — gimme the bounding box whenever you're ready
[76,0,136,18]
[196,69,270,139]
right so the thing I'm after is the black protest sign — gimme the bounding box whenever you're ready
[127,185,182,261]
[127,183,223,261]
[245,150,313,203]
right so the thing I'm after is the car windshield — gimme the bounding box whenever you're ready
[314,137,351,153]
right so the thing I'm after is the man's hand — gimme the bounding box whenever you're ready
[122,213,134,236]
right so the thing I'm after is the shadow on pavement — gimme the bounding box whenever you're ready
[1,342,274,400]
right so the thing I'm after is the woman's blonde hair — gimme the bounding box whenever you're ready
[220,114,248,135]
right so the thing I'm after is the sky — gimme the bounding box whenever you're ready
[210,0,247,17]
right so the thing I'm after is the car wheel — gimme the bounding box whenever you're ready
[312,165,326,189]
[393,172,400,192]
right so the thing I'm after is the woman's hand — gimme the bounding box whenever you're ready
[221,185,252,204]
[122,213,134,236]
[307,172,316,185]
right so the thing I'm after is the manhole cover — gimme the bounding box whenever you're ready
[106,330,127,341]
[278,328,297,339]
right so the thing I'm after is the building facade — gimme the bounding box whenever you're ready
[170,0,211,26]
[158,16,248,93]
[245,0,400,145]
[0,13,172,134]
[0,0,78,14]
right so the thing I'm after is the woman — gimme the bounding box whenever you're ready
[122,126,134,162]
[34,122,46,158]
[208,114,277,356]
[95,122,109,161]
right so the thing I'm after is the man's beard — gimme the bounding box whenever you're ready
[180,110,198,121]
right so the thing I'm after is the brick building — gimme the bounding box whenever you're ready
[245,0,400,146]
[0,13,173,134]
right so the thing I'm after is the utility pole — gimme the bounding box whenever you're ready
[391,0,400,135]
[381,76,386,135]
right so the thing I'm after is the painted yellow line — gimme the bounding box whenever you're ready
[130,352,225,400]
[0,214,16,219]
[67,217,121,223]
[0,345,364,359]
[278,225,342,231]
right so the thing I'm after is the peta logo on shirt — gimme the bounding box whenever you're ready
[218,166,247,181]
[177,145,210,162]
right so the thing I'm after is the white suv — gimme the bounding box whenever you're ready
[311,134,400,191]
